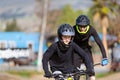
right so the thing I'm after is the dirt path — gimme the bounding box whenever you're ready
[97,72,120,80]
[0,72,120,80]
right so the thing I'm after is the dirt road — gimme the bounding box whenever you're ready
[0,72,120,80]
[97,72,120,80]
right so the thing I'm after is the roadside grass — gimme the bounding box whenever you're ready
[6,70,43,77]
[96,72,115,78]
[5,70,117,78]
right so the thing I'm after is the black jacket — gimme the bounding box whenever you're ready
[42,41,93,74]
[73,25,107,58]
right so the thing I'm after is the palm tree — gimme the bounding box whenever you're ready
[89,0,120,56]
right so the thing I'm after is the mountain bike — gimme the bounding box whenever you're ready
[52,63,101,80]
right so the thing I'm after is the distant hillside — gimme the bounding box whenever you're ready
[0,0,34,20]
[1,0,120,20]
[0,0,93,20]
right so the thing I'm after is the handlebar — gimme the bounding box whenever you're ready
[51,63,101,79]
[52,70,87,78]
[94,63,101,66]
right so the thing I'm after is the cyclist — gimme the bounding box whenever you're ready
[73,15,108,80]
[42,23,94,79]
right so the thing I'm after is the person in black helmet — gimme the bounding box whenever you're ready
[73,14,109,80]
[42,23,94,79]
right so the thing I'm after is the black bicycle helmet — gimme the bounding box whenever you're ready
[57,24,75,50]
[57,23,75,40]
[76,15,90,27]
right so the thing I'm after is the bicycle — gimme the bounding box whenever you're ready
[51,63,101,80]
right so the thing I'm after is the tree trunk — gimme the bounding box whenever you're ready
[37,0,48,72]
[101,16,109,56]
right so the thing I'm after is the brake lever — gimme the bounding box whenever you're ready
[94,63,101,66]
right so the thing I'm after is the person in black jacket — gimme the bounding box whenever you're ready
[42,23,94,79]
[73,15,108,80]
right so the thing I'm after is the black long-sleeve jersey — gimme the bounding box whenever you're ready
[42,41,93,74]
[73,25,107,58]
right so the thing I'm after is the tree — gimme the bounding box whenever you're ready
[45,4,83,35]
[89,0,120,55]
[57,4,83,26]
[108,16,120,36]
[5,19,21,31]
[47,10,62,35]
[36,0,48,72]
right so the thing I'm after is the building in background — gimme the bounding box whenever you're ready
[0,32,48,64]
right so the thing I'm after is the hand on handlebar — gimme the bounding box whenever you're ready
[44,71,52,78]
[101,58,108,66]
[86,68,95,76]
